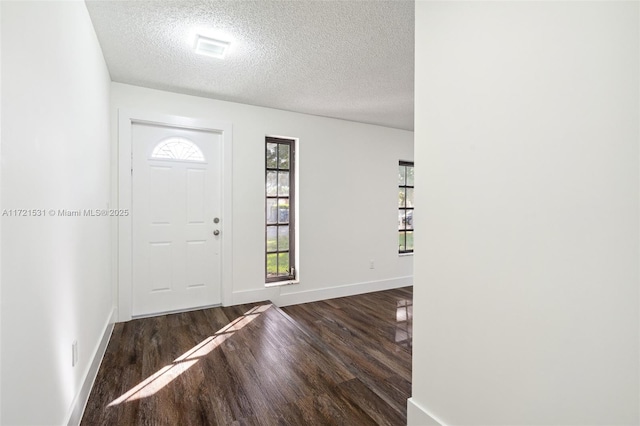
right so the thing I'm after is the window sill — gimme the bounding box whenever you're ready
[399,252,414,257]
[265,280,299,288]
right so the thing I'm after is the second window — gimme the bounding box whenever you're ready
[399,161,414,253]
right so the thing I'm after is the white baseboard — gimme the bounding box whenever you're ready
[65,308,116,426]
[272,276,412,307]
[230,286,280,305]
[407,398,445,426]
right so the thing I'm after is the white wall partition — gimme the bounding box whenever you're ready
[411,1,639,425]
[0,1,4,420]
[1,2,113,425]
[111,83,414,311]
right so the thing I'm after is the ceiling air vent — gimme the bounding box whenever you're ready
[194,35,230,59]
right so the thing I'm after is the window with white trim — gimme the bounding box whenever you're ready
[266,137,296,282]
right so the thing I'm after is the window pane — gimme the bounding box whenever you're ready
[278,144,290,170]
[406,166,414,186]
[266,171,277,196]
[406,188,414,208]
[266,253,278,277]
[398,232,406,252]
[278,252,289,276]
[398,162,414,254]
[405,231,414,251]
[267,143,278,168]
[278,226,289,251]
[266,226,277,253]
[151,138,205,162]
[278,199,289,224]
[278,171,290,196]
[266,138,295,282]
[405,210,413,230]
[398,211,406,230]
[266,199,278,224]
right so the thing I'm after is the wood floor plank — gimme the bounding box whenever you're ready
[82,287,412,425]
[333,378,405,426]
[282,287,413,420]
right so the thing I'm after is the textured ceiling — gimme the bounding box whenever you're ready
[85,0,414,131]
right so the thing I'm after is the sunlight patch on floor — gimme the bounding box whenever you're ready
[108,304,272,406]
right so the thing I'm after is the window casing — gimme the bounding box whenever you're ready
[398,161,414,253]
[265,137,296,282]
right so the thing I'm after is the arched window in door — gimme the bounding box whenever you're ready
[151,137,205,162]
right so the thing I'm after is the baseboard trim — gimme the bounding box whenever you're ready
[230,286,280,305]
[272,276,412,307]
[407,398,445,426]
[65,308,116,426]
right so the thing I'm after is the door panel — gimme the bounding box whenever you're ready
[186,169,206,223]
[149,242,172,292]
[132,122,222,316]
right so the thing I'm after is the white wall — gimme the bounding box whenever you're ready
[1,2,113,425]
[0,0,3,421]
[411,2,639,425]
[111,83,413,313]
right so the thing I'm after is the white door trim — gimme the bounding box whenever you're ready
[118,109,233,322]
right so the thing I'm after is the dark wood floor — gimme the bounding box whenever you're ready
[82,287,412,425]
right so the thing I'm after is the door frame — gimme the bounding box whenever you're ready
[117,109,233,321]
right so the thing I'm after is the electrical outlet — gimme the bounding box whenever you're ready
[369,260,375,269]
[72,340,78,367]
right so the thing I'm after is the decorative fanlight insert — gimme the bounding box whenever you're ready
[151,138,205,162]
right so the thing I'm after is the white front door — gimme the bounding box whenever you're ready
[132,122,222,317]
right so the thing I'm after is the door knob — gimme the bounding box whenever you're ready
[213,230,220,236]
[213,217,220,223]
